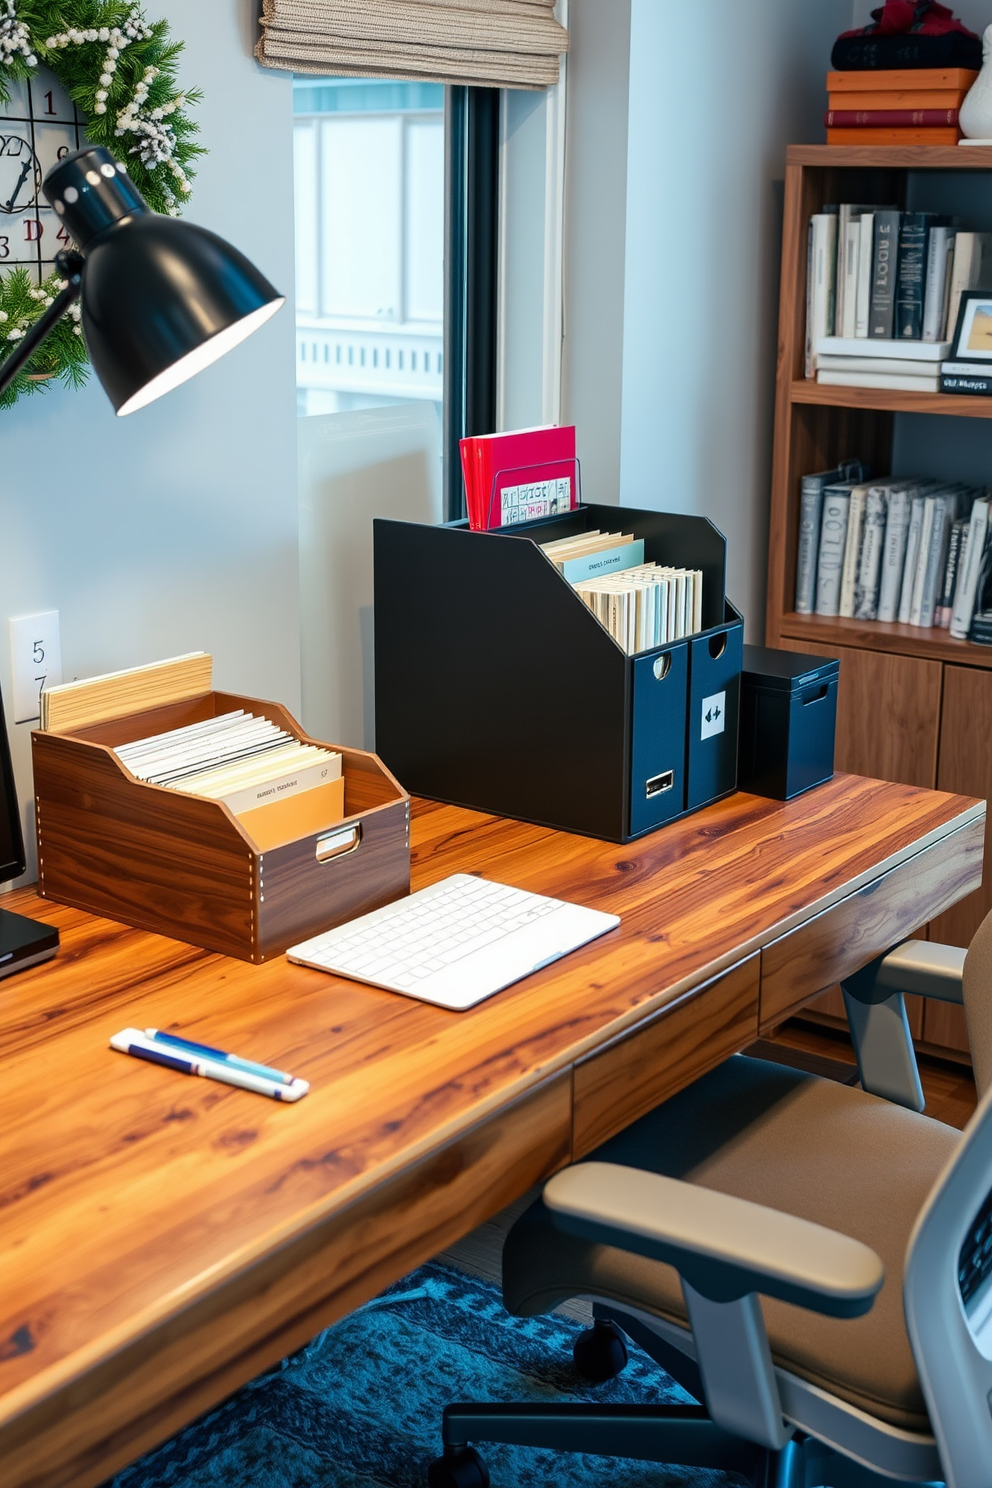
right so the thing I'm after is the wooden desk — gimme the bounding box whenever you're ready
[0,775,983,1488]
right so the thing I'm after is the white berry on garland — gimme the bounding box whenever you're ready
[0,1,203,408]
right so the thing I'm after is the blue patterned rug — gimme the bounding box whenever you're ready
[105,1260,738,1488]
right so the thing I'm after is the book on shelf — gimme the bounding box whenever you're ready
[794,460,868,614]
[815,336,949,360]
[870,210,901,338]
[825,108,960,127]
[854,482,894,620]
[826,126,961,144]
[950,495,992,638]
[804,207,992,380]
[970,612,992,644]
[814,478,865,615]
[896,213,945,340]
[806,212,838,376]
[817,369,941,391]
[827,68,979,93]
[940,362,992,395]
[800,463,986,634]
[923,224,955,341]
[836,204,873,340]
[935,519,968,628]
[877,483,914,622]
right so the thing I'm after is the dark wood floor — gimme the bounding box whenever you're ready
[766,1017,978,1130]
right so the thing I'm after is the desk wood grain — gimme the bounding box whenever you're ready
[0,775,982,1488]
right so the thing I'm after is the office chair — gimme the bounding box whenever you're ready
[427,910,992,1488]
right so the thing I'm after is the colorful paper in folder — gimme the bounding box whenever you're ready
[461,425,577,530]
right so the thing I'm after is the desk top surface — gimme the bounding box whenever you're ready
[0,775,981,1427]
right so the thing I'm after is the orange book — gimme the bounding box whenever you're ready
[828,67,977,91]
[828,89,967,110]
[826,126,961,145]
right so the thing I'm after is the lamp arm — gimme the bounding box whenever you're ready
[0,253,83,397]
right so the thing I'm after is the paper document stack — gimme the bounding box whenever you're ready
[115,710,342,817]
[540,530,703,655]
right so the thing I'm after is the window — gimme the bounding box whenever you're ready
[293,77,445,425]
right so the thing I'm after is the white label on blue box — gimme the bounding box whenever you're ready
[700,691,725,741]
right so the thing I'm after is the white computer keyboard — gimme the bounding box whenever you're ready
[286,873,620,1011]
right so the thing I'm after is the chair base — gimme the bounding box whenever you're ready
[427,1401,940,1488]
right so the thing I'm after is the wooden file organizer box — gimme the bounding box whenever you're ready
[32,692,410,962]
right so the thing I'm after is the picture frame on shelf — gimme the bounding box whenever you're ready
[950,289,992,360]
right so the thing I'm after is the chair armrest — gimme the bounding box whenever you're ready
[543,1162,884,1319]
[845,939,965,1005]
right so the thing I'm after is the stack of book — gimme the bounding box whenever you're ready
[795,463,992,639]
[541,530,702,655]
[806,203,992,384]
[825,67,975,145]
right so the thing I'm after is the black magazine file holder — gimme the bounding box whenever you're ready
[373,503,742,842]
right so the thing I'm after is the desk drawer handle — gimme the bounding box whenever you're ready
[316,823,362,863]
[801,685,829,706]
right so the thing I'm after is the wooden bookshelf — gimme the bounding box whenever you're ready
[766,144,992,1062]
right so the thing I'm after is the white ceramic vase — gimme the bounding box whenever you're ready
[960,24,992,140]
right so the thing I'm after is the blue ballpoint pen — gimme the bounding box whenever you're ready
[111,1028,308,1100]
[145,1027,295,1086]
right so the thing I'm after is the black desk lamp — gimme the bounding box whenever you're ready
[0,144,284,413]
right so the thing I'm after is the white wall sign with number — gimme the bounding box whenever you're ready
[8,611,62,724]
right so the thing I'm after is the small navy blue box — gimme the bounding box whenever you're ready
[738,646,839,801]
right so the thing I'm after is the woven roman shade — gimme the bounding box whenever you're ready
[256,0,568,90]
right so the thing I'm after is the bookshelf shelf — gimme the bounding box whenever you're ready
[787,143,992,170]
[778,612,992,670]
[767,142,992,1063]
[789,380,992,419]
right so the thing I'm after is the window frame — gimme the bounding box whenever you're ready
[443,86,501,522]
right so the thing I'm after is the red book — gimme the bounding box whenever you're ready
[825,107,959,126]
[460,425,577,530]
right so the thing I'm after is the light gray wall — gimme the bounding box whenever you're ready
[0,0,299,879]
[613,0,851,635]
[560,0,632,506]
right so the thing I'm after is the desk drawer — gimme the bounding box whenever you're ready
[572,954,759,1158]
[760,816,985,1031]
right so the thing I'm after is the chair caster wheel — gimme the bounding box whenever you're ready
[427,1444,491,1488]
[573,1318,629,1381]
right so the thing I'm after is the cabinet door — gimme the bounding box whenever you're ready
[925,664,992,1056]
[777,641,941,787]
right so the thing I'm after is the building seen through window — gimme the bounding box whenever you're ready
[293,77,444,423]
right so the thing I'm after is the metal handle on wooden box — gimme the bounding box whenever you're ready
[315,823,362,864]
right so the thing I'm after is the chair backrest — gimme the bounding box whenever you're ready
[964,905,992,1100]
[904,1080,992,1488]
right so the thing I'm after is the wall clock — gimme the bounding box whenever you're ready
[0,4,203,410]
[0,64,82,286]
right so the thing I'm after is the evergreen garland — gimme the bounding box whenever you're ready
[0,1,203,408]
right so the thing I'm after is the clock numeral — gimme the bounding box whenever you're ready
[56,224,71,244]
[0,237,10,259]
[23,218,40,242]
[56,145,69,161]
[44,91,55,116]
[3,137,22,157]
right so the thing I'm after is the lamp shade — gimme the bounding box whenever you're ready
[43,147,284,415]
